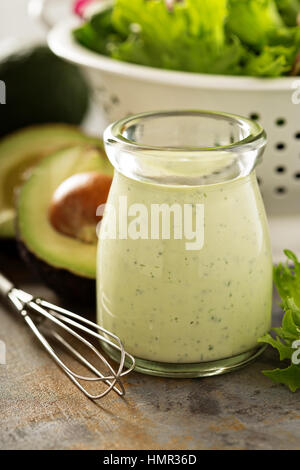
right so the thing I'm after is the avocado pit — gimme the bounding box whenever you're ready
[49,171,112,244]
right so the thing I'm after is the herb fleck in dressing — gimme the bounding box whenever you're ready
[97,171,272,363]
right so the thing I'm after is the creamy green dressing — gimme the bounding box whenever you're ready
[97,171,272,364]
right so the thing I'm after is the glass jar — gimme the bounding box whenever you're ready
[97,110,273,377]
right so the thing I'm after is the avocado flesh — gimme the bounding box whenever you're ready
[0,125,93,238]
[17,145,113,282]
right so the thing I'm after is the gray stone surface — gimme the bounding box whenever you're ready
[0,246,299,450]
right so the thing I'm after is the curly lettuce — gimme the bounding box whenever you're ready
[110,0,244,74]
[227,0,284,49]
[73,0,300,77]
[275,0,300,26]
[259,250,300,392]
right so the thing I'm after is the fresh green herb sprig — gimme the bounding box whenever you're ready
[259,250,300,392]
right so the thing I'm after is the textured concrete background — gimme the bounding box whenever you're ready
[0,246,299,450]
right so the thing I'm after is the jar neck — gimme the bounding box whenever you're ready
[104,110,266,187]
[112,167,257,192]
[104,144,264,187]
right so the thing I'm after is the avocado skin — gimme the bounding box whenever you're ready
[0,237,17,253]
[0,46,90,137]
[18,239,96,305]
[0,124,93,239]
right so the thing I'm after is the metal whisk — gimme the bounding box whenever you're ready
[0,272,135,400]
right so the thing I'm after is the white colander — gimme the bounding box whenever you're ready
[48,18,300,262]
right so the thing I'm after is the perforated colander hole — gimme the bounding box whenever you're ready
[275,186,287,195]
[295,132,300,140]
[275,166,286,173]
[275,142,286,150]
[294,172,300,179]
[249,112,260,121]
[275,118,286,126]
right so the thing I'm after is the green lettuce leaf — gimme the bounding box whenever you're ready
[227,0,284,49]
[111,0,245,74]
[244,45,293,76]
[73,7,121,55]
[275,0,300,26]
[73,0,300,77]
[274,249,300,306]
[259,333,292,360]
[259,250,300,392]
[263,365,300,392]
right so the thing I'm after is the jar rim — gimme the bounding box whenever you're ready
[104,110,266,154]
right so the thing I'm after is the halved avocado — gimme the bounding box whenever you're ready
[17,145,113,302]
[0,124,94,238]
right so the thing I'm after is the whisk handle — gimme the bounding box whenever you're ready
[0,272,14,297]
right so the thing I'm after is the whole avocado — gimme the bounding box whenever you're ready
[0,45,90,137]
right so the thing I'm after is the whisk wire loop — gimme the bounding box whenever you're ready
[1,278,135,400]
